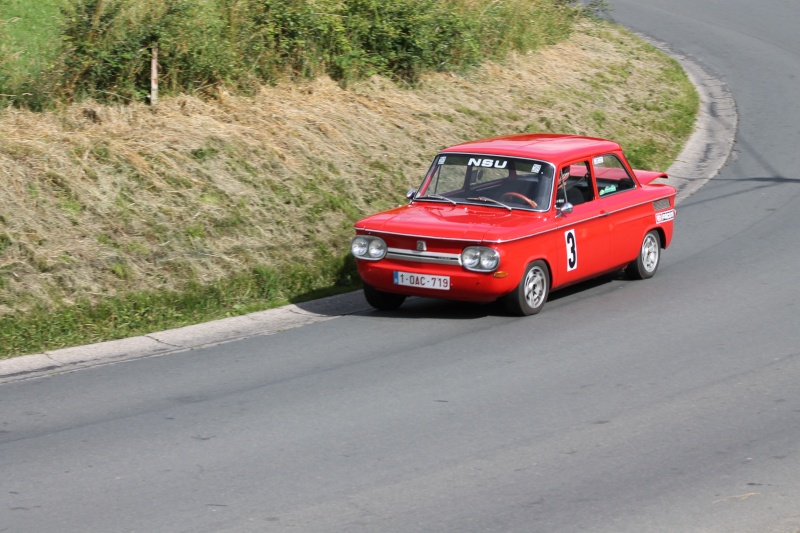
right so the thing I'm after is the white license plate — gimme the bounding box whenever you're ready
[393,271,450,290]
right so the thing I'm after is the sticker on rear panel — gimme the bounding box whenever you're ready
[656,209,675,224]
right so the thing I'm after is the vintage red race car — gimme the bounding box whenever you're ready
[351,134,676,315]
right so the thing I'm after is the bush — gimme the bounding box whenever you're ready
[55,0,237,103]
[0,15,14,99]
[333,0,482,82]
[15,0,583,106]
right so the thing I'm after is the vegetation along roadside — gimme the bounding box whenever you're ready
[0,0,697,358]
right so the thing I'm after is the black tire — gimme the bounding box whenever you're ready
[363,283,407,311]
[503,260,549,316]
[626,230,661,280]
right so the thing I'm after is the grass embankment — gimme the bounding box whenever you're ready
[0,17,697,358]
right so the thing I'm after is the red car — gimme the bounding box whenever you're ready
[351,134,676,315]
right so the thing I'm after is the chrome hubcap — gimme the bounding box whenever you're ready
[642,234,659,273]
[524,267,545,308]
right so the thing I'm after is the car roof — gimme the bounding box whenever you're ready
[440,134,622,164]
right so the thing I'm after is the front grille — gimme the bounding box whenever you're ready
[386,248,462,266]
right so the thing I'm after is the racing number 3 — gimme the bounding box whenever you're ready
[565,229,578,272]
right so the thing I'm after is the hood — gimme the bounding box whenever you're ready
[355,202,550,242]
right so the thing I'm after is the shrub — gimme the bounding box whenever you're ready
[23,0,584,105]
[0,15,14,101]
[55,0,238,103]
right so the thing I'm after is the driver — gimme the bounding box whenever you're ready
[559,165,570,185]
[558,164,585,206]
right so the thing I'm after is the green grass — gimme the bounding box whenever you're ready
[0,253,360,358]
[0,0,66,89]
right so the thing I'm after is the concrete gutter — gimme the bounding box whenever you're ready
[0,43,737,384]
[641,34,738,203]
[0,291,371,384]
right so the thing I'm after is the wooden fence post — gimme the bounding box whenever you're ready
[151,42,159,106]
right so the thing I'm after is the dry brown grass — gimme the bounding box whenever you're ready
[0,20,696,316]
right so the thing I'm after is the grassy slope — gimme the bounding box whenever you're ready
[0,19,698,358]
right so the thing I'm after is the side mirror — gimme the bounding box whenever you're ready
[406,189,417,200]
[557,202,574,216]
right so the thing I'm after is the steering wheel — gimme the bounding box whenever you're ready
[501,192,537,208]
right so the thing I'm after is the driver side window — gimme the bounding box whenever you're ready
[557,161,594,206]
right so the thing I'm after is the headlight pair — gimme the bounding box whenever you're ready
[352,237,499,272]
[351,236,387,260]
[461,246,500,272]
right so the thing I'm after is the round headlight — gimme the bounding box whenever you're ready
[462,246,499,272]
[461,247,481,269]
[351,236,369,257]
[479,249,500,271]
[368,238,387,259]
[352,236,387,261]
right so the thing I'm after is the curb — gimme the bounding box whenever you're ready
[0,291,371,384]
[642,34,738,203]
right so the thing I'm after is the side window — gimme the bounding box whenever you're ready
[557,161,594,206]
[593,154,635,197]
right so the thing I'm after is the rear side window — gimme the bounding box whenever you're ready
[593,154,636,197]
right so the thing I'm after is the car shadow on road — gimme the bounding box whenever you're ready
[378,297,498,320]
[546,271,622,304]
[294,270,624,321]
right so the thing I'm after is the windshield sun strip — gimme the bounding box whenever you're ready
[418,152,556,211]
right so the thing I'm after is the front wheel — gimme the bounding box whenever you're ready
[503,260,549,316]
[626,230,661,280]
[363,283,407,311]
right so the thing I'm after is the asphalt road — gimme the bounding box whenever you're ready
[3,1,800,531]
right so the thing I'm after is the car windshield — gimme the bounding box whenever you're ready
[415,153,555,211]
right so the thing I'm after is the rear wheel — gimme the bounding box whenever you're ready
[503,260,549,316]
[626,230,661,279]
[363,283,407,310]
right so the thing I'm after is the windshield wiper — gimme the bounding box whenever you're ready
[466,196,512,211]
[415,193,458,205]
